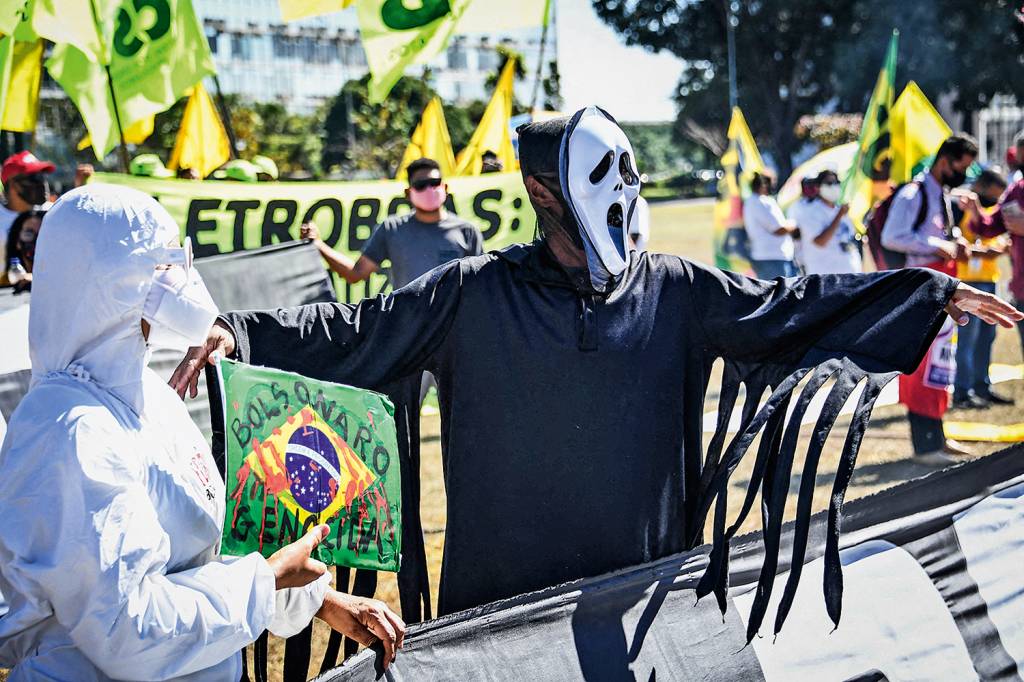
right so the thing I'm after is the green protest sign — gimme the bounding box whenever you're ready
[94,171,536,301]
[214,357,401,572]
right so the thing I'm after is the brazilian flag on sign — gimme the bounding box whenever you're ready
[213,358,402,572]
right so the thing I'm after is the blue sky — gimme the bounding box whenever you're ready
[557,0,684,122]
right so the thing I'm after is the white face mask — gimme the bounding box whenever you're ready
[819,183,842,204]
[629,196,651,252]
[560,106,641,290]
[142,265,219,353]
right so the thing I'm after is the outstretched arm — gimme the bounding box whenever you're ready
[683,260,1021,372]
[171,259,464,398]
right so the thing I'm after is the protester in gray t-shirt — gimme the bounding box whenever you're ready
[300,157,483,290]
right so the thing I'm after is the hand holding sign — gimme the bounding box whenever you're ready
[212,358,402,573]
[267,524,330,589]
[171,320,236,399]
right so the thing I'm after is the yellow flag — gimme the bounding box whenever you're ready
[889,81,951,184]
[2,38,42,132]
[278,0,354,22]
[168,83,231,179]
[77,114,153,151]
[454,57,518,176]
[396,97,457,180]
[713,107,764,271]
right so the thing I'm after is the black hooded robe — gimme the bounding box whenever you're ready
[222,242,957,636]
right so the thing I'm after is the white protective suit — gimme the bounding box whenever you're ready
[0,185,330,681]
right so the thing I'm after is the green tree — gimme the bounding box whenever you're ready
[542,59,562,111]
[832,0,1024,123]
[591,0,1024,178]
[321,75,436,177]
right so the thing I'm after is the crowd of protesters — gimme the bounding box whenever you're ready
[748,132,1024,467]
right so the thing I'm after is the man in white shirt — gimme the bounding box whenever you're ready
[880,134,977,466]
[799,170,862,275]
[743,171,798,278]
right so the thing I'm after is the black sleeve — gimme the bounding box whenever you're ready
[360,219,390,265]
[681,258,959,374]
[222,259,464,390]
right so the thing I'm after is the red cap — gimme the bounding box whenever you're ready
[2,151,56,185]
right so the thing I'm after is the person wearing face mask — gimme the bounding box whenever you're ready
[171,107,1022,627]
[881,134,983,465]
[797,170,862,275]
[1011,132,1024,184]
[0,185,405,680]
[742,171,799,279]
[0,151,54,284]
[951,170,1013,409]
[299,157,483,291]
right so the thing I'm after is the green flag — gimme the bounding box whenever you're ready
[357,0,471,104]
[214,358,402,571]
[46,0,214,160]
[840,29,898,231]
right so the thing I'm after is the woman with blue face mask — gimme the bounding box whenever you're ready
[0,185,404,680]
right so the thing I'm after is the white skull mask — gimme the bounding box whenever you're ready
[559,106,642,290]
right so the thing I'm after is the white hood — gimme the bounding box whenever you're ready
[29,184,181,413]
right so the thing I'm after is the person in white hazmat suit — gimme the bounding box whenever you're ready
[0,185,405,680]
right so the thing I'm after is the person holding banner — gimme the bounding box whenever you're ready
[300,157,483,291]
[0,185,404,680]
[172,107,1021,631]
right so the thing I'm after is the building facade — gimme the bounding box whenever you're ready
[194,0,554,113]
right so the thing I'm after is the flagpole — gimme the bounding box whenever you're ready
[725,0,738,109]
[211,73,238,159]
[88,0,129,172]
[528,0,553,112]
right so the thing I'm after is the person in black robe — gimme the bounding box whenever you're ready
[172,107,1021,641]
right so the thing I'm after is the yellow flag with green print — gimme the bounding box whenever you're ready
[840,29,898,233]
[358,0,471,104]
[46,0,214,160]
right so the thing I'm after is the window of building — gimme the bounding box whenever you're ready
[447,38,467,70]
[232,34,251,60]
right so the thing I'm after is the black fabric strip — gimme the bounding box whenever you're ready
[320,631,343,676]
[903,525,1021,681]
[774,366,862,634]
[239,643,250,682]
[254,631,269,682]
[283,622,314,682]
[746,361,840,642]
[823,372,896,626]
[696,369,803,608]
